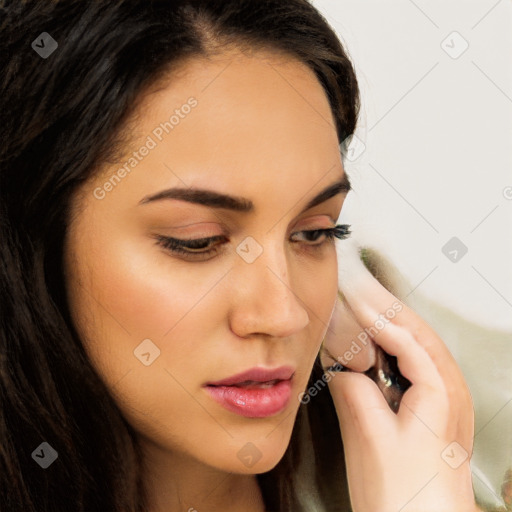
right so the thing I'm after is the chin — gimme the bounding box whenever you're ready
[211,425,294,475]
[226,449,289,476]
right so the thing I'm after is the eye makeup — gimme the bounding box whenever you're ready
[153,223,351,261]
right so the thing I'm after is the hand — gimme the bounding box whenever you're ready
[321,241,479,512]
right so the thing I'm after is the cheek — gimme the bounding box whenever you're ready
[285,250,339,383]
[67,223,340,378]
[65,232,247,454]
[296,250,339,336]
[68,229,231,373]
[64,224,340,472]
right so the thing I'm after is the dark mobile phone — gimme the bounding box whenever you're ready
[326,344,411,413]
[363,344,412,413]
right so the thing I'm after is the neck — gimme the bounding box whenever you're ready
[139,438,267,512]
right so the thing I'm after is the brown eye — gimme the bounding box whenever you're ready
[290,224,351,245]
[152,224,351,262]
[154,234,226,259]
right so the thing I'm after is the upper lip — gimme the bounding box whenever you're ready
[205,365,295,387]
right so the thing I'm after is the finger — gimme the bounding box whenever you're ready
[327,370,396,443]
[337,240,474,439]
[336,238,465,390]
[321,291,376,372]
[327,373,371,501]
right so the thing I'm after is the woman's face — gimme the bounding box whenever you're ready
[64,48,349,474]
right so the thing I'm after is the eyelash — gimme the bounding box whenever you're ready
[153,223,351,260]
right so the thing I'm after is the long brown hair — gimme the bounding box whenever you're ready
[0,1,359,510]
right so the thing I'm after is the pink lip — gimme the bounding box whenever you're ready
[205,365,295,387]
[204,366,295,418]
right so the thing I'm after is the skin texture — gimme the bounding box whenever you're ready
[63,48,350,512]
[63,47,481,512]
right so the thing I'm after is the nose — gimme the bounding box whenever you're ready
[228,241,310,339]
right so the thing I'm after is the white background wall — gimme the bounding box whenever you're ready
[311,0,512,331]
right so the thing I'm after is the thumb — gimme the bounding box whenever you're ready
[326,367,396,443]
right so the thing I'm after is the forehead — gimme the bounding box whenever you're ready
[121,49,337,151]
[85,49,342,211]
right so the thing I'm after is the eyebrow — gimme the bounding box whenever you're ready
[138,173,351,213]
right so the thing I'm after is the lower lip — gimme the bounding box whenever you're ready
[204,379,292,418]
